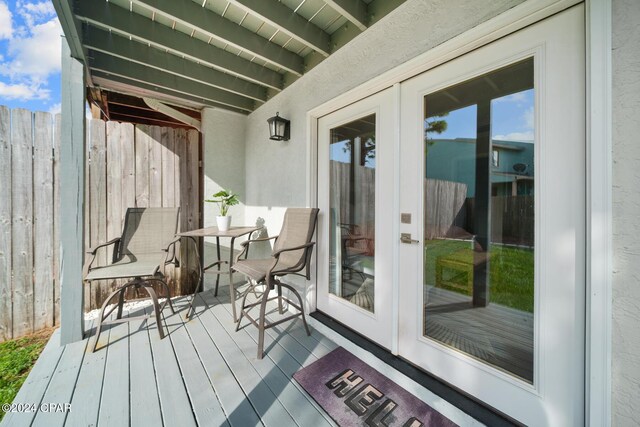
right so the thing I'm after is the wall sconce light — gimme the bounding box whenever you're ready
[267,112,290,141]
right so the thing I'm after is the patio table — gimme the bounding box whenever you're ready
[178,225,261,322]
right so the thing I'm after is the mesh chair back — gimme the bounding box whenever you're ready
[119,207,180,261]
[272,208,319,271]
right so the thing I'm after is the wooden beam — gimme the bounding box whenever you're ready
[142,98,201,131]
[92,72,249,116]
[129,0,305,75]
[108,112,192,129]
[323,0,368,32]
[76,0,283,91]
[105,91,201,119]
[88,52,256,112]
[59,37,86,344]
[226,0,331,56]
[83,26,267,102]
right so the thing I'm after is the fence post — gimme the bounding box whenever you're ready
[59,36,86,345]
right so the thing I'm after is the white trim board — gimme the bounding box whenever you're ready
[586,0,612,425]
[307,0,613,425]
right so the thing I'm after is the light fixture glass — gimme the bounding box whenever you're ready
[267,112,290,141]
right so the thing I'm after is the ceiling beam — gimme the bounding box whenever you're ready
[89,52,255,112]
[105,91,201,119]
[142,98,202,131]
[225,0,331,56]
[75,0,283,91]
[108,104,187,126]
[323,0,368,32]
[129,0,304,75]
[83,26,267,102]
[92,72,249,115]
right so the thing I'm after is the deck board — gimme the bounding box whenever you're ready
[204,291,334,427]
[193,294,298,427]
[31,320,93,427]
[127,307,164,427]
[163,298,230,427]
[180,299,264,427]
[98,317,130,427]
[66,319,109,427]
[1,288,483,427]
[145,304,198,427]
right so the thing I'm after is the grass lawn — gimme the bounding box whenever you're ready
[425,239,535,313]
[0,328,55,421]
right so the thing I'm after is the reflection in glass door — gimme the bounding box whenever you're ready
[329,114,376,312]
[423,58,535,382]
[398,7,585,424]
[317,88,394,350]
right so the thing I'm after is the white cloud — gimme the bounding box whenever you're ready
[0,1,12,39]
[0,80,49,100]
[16,1,55,29]
[494,92,526,103]
[5,18,62,81]
[48,102,61,115]
[524,106,534,129]
[493,131,534,142]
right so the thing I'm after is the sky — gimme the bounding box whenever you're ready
[330,88,535,165]
[0,0,63,115]
[431,89,535,143]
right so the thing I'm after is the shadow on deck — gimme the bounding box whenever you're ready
[2,282,481,427]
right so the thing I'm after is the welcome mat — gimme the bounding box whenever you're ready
[293,347,458,427]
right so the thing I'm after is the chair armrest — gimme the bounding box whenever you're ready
[86,237,120,255]
[235,235,278,264]
[162,237,182,252]
[240,235,279,248]
[272,242,315,258]
[83,237,120,279]
[265,242,316,285]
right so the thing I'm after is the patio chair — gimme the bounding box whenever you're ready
[83,207,180,352]
[232,208,319,359]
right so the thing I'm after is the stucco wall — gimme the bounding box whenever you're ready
[241,0,524,288]
[201,108,247,268]
[612,0,640,425]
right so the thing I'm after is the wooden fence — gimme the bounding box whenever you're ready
[85,120,201,311]
[0,106,201,342]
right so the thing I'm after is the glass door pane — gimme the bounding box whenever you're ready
[423,58,535,382]
[329,114,376,312]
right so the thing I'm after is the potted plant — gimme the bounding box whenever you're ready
[205,189,239,231]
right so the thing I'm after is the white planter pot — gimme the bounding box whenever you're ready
[216,215,231,231]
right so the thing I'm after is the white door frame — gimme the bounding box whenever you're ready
[315,88,397,350]
[305,0,612,424]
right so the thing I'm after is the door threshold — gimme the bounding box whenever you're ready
[310,311,523,427]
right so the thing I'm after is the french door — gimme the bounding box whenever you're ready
[398,5,585,425]
[317,5,585,425]
[316,88,396,350]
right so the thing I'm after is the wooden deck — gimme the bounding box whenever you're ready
[425,287,534,382]
[2,282,482,427]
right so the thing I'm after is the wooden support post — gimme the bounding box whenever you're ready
[59,37,86,344]
[472,101,491,308]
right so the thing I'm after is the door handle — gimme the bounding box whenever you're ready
[400,233,419,244]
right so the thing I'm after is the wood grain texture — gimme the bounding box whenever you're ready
[84,122,91,312]
[106,121,123,293]
[53,114,61,326]
[88,119,107,309]
[11,108,34,338]
[0,106,12,340]
[33,111,55,329]
[135,125,151,207]
[149,126,163,208]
